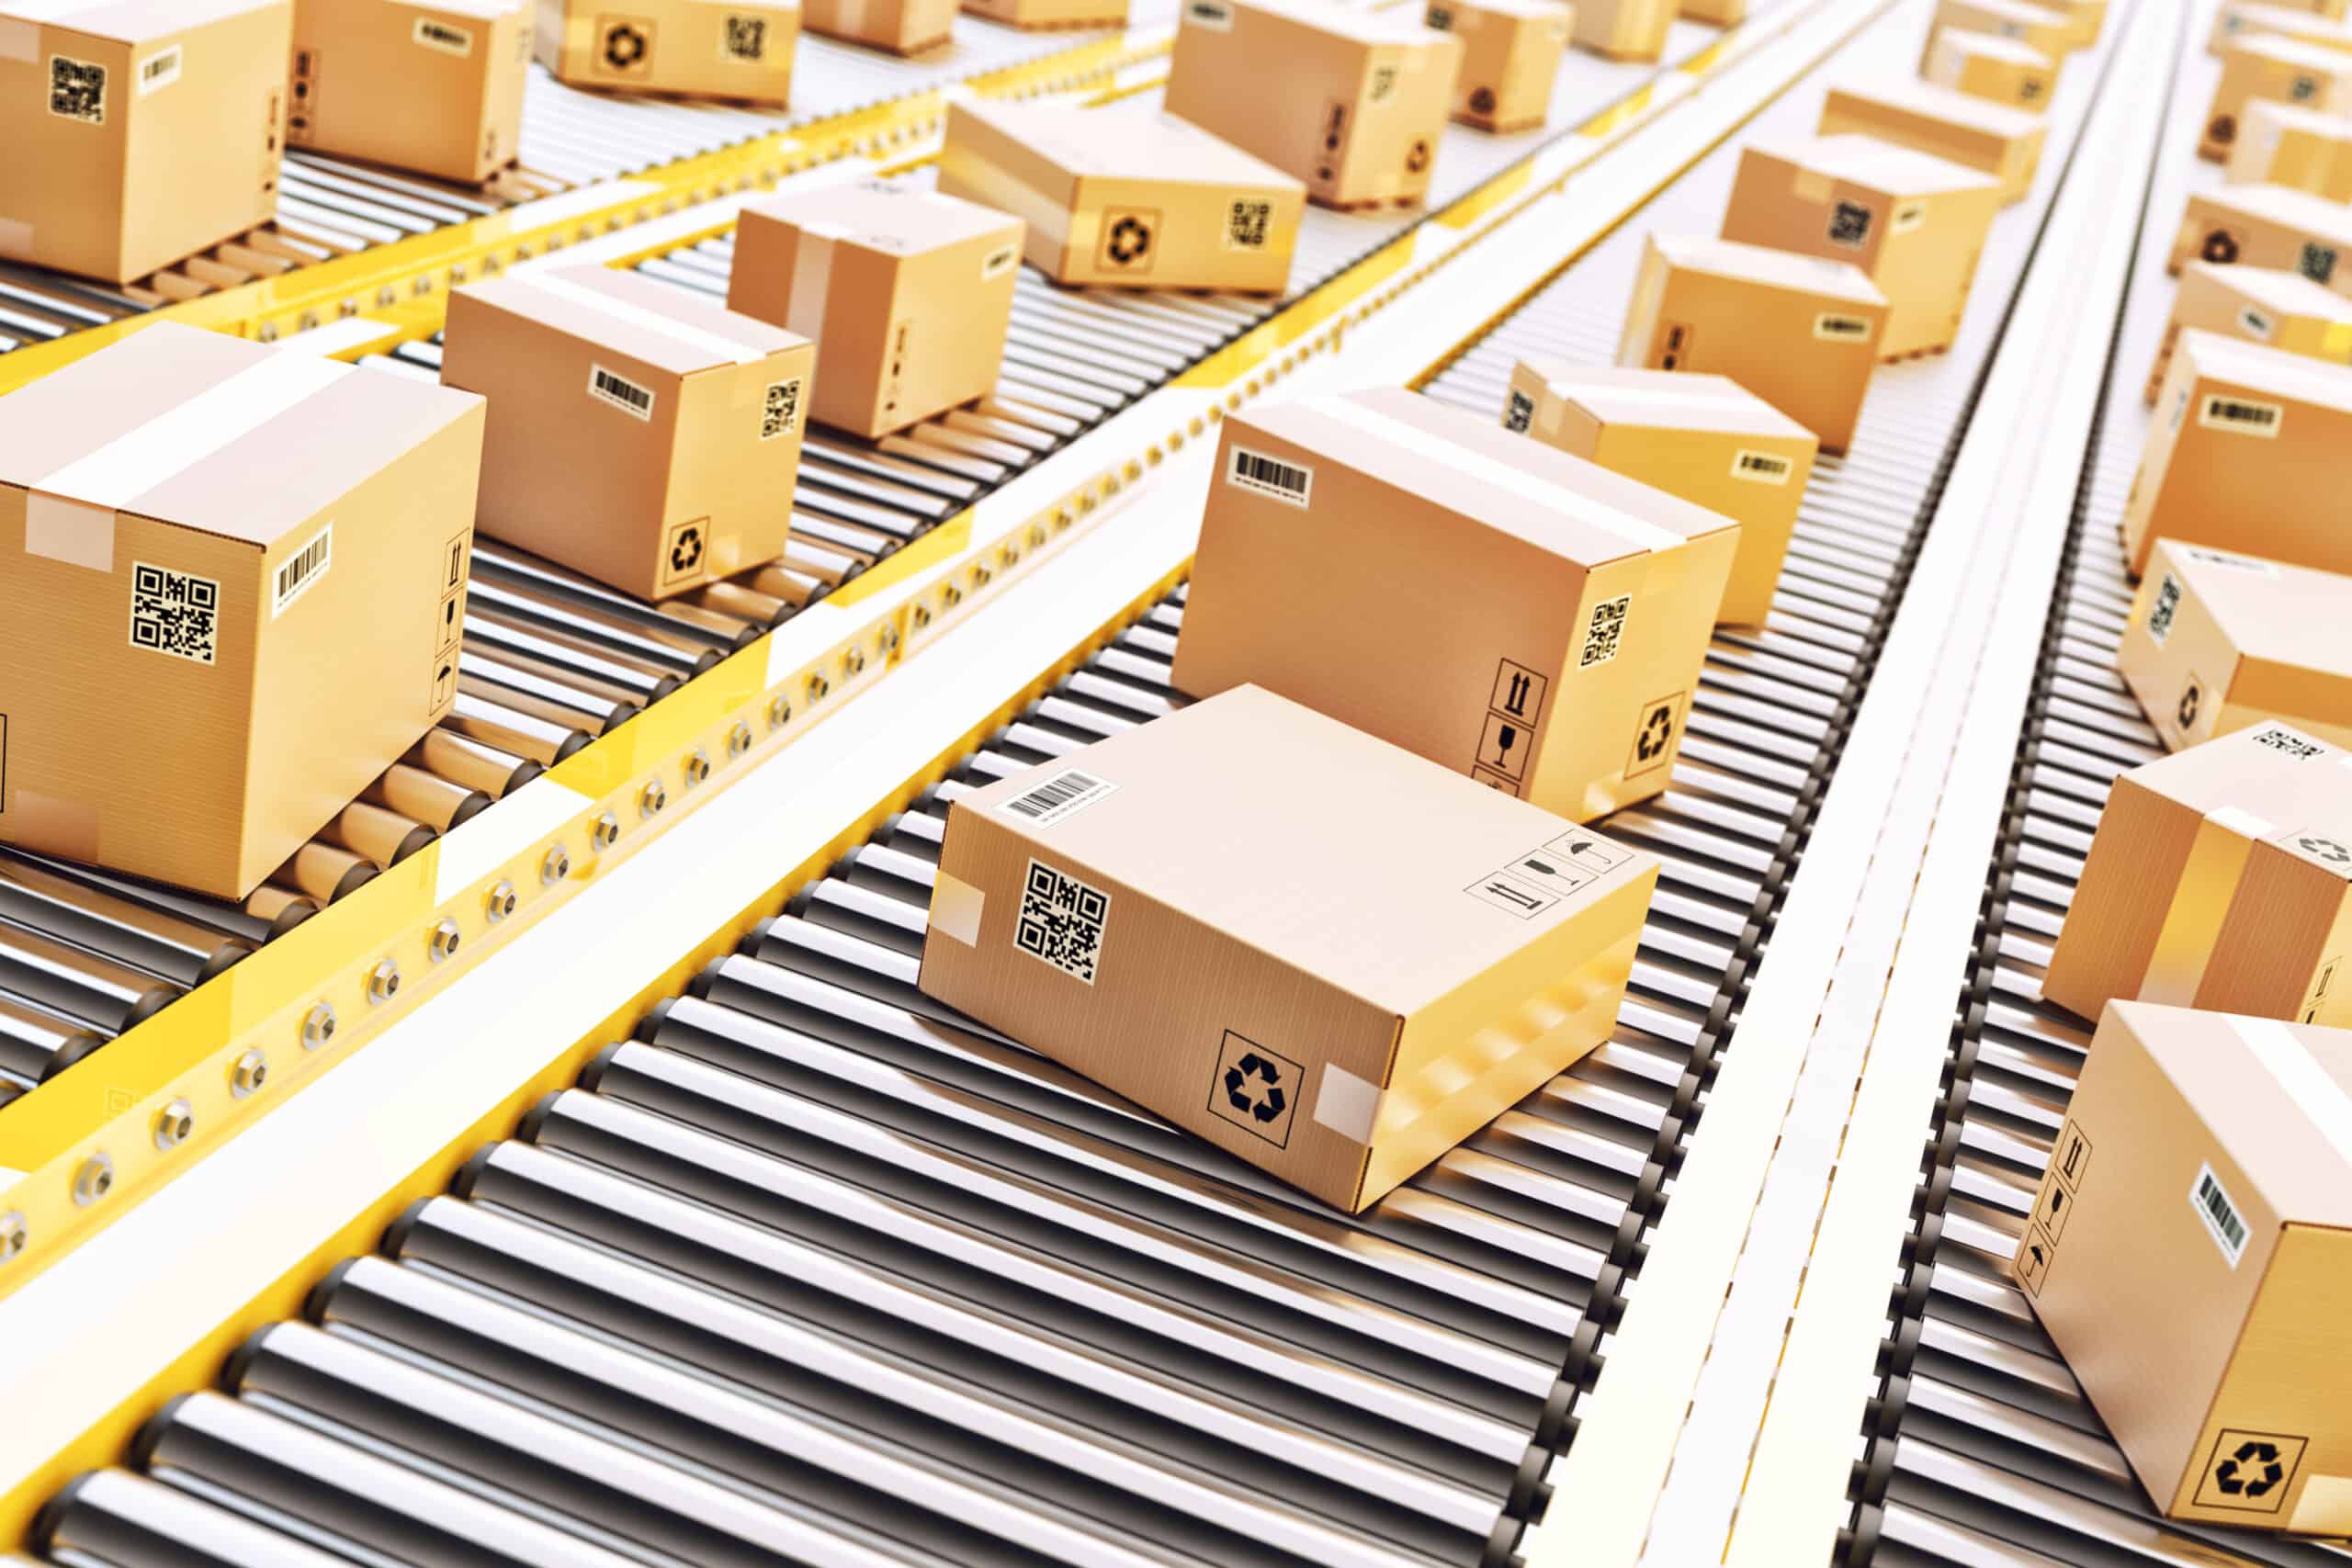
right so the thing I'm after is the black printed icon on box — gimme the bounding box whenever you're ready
[2208,112,2236,146]
[1476,713,1531,783]
[444,531,469,590]
[1826,199,1873,248]
[2052,1121,2091,1192]
[1626,692,1684,778]
[1546,829,1633,876]
[2195,1431,2308,1513]
[1097,208,1159,273]
[597,16,652,73]
[2306,956,2341,1022]
[1465,870,1559,919]
[2201,227,2241,265]
[1471,766,1521,797]
[1207,1031,1301,1147]
[2031,1174,2073,1243]
[435,585,464,656]
[428,657,457,712]
[661,518,707,585]
[1489,658,1548,725]
[2290,833,2352,871]
[2301,242,2338,285]
[2176,671,2205,733]
[2015,1224,2053,1298]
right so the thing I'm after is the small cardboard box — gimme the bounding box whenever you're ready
[1678,0,1743,27]
[1504,361,1815,626]
[802,0,954,51]
[1568,0,1671,60]
[2146,263,2352,400]
[442,265,813,601]
[934,98,1306,292]
[2018,1002,2352,1534]
[2169,182,2352,288]
[728,178,1023,438]
[1617,233,1890,453]
[288,0,529,184]
[1720,134,2002,359]
[2210,0,2352,57]
[960,0,1124,28]
[0,322,483,898]
[1422,0,1569,132]
[1171,388,1738,821]
[1165,0,1462,209]
[0,0,288,284]
[1817,79,2048,205]
[2204,36,2352,160]
[535,0,797,105]
[2042,720,2352,1028]
[1924,0,2075,62]
[916,683,1662,1213]
[2119,540,2352,752]
[2125,328,2352,578]
[1924,28,2056,106]
[2228,98,2352,199]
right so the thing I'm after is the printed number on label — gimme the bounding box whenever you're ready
[273,525,334,618]
[129,563,221,666]
[2252,724,2325,761]
[1014,860,1110,985]
[48,54,106,123]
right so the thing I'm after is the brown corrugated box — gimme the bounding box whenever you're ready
[1677,0,1742,28]
[2145,263,2352,400]
[1817,79,2048,204]
[802,0,953,52]
[2036,0,2102,44]
[2209,0,2352,57]
[1171,388,1737,821]
[2125,328,2352,577]
[728,178,1022,438]
[933,98,1305,292]
[2119,540,2352,752]
[1503,361,1815,626]
[2204,35,2352,160]
[535,0,796,104]
[1923,28,2055,106]
[0,322,483,898]
[960,0,1123,28]
[2041,720,2352,1029]
[288,0,529,183]
[442,265,813,601]
[1422,0,1569,132]
[2018,1001,2352,1535]
[2228,98,2352,198]
[1164,0,1462,209]
[1923,0,2075,62]
[1568,0,1670,60]
[0,0,288,284]
[2169,182,2352,287]
[1617,233,1889,453]
[916,682,1662,1213]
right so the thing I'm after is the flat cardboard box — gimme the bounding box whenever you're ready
[916,683,1662,1213]
[442,265,813,601]
[2042,721,2352,1028]
[2019,1002,2352,1534]
[2203,35,2352,160]
[1171,388,1738,821]
[1720,134,2002,358]
[1677,0,1743,26]
[2168,183,2352,289]
[728,178,1022,438]
[2228,98,2352,199]
[2145,263,2352,400]
[960,0,1124,28]
[289,0,529,183]
[2118,540,2352,752]
[1817,79,2048,204]
[0,322,483,898]
[1923,0,2075,63]
[2209,0,2352,56]
[933,98,1306,292]
[1504,361,1815,626]
[1617,233,1890,453]
[802,0,954,51]
[2125,328,2352,577]
[1423,0,1570,132]
[0,0,289,284]
[1568,0,1671,59]
[535,0,797,105]
[1164,0,1462,209]
[1924,28,2056,106]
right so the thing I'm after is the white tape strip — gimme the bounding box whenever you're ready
[1,0,114,21]
[1314,1062,1383,1143]
[785,220,846,345]
[2234,1015,2352,1174]
[2207,804,2278,840]
[0,19,37,60]
[514,271,775,366]
[274,316,401,357]
[929,871,984,946]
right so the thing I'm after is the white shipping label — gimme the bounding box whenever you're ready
[981,243,1019,280]
[2188,1160,2249,1269]
[588,364,656,421]
[2198,392,2282,436]
[999,768,1117,829]
[136,43,180,95]
[1890,200,1928,234]
[271,524,333,618]
[1182,0,1234,26]
[413,17,475,55]
[1227,445,1313,507]
[1814,311,1873,343]
[1730,448,1793,484]
[2237,304,2276,341]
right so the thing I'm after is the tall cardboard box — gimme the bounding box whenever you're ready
[802,0,954,51]
[1817,80,2048,205]
[288,0,529,183]
[2145,264,2352,400]
[1568,0,1671,60]
[1923,0,2075,62]
[2169,183,2352,288]
[442,265,813,601]
[1617,234,1890,453]
[2118,540,2352,751]
[2204,36,2352,160]
[2210,0,2352,57]
[0,323,483,898]
[728,179,1022,438]
[2018,1002,2352,1534]
[933,99,1306,292]
[1719,135,2002,359]
[0,0,288,285]
[2125,329,2352,577]
[916,683,1663,1213]
[1164,0,1462,209]
[1504,362,1815,626]
[1171,389,1739,821]
[2041,721,2352,1028]
[960,0,1124,28]
[535,0,797,104]
[1423,0,1570,132]
[1924,28,2056,107]
[2228,99,2352,199]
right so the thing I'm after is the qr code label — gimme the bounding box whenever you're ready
[2147,571,2181,645]
[1579,594,1630,669]
[1014,859,1109,985]
[2252,724,2324,761]
[1368,64,1397,103]
[722,15,767,60]
[1503,389,1536,434]
[1226,198,1272,251]
[761,378,802,440]
[1827,200,1873,248]
[129,563,222,666]
[49,54,107,124]
[2300,242,2338,284]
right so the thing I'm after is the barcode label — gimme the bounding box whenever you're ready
[1185,0,1234,26]
[137,44,181,95]
[2198,393,2282,436]
[1000,768,1118,829]
[2237,304,2276,342]
[1226,198,1272,251]
[2252,723,2325,761]
[1891,200,1927,234]
[2148,570,2181,645]
[48,54,106,124]
[272,524,334,618]
[1731,448,1793,484]
[1579,593,1630,669]
[2189,1162,2249,1268]
[2182,545,2276,573]
[1368,64,1397,103]
[1227,445,1313,508]
[1503,388,1536,434]
[413,17,475,55]
[1814,312,1872,342]
[981,243,1019,280]
[760,378,802,441]
[588,364,655,421]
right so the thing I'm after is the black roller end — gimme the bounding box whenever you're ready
[692,648,725,675]
[388,825,437,866]
[197,937,257,985]
[264,897,320,940]
[218,1325,279,1392]
[504,758,546,795]
[575,1044,627,1095]
[447,789,495,829]
[649,674,685,704]
[740,915,776,955]
[552,730,593,764]
[449,1143,503,1197]
[305,1257,361,1323]
[729,624,763,651]
[331,862,379,902]
[381,1196,435,1256]
[684,956,727,999]
[29,1471,99,1551]
[598,703,635,735]
[121,985,179,1032]
[635,998,676,1041]
[126,1393,196,1471]
[42,1030,108,1081]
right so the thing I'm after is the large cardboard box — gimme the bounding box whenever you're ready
[442,265,813,601]
[959,0,1124,28]
[916,683,1662,1213]
[1817,80,2048,204]
[1171,389,1738,821]
[1422,0,1569,132]
[1617,233,1890,453]
[1720,135,2002,359]
[2118,540,2352,752]
[2228,99,2352,199]
[1924,28,2056,106]
[2019,1003,2352,1533]
[2125,329,2352,577]
[2210,0,2352,56]
[0,323,483,898]
[535,0,796,104]
[1923,0,2075,62]
[2042,721,2352,1028]
[2204,35,2352,160]
[728,178,1022,438]
[802,0,953,51]
[0,0,288,284]
[1504,361,1815,626]
[1164,0,1462,209]
[2169,183,2352,289]
[288,0,529,183]
[1568,0,1671,59]
[2146,263,2352,400]
[933,98,1305,292]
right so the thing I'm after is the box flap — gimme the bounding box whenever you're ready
[2167,543,2352,686]
[1518,360,1816,438]
[2201,179,2352,238]
[456,265,807,378]
[950,98,1307,192]
[1756,131,2007,195]
[1824,77,2046,137]
[2229,28,2352,71]
[1654,233,1889,304]
[742,176,1024,254]
[1,0,282,44]
[2186,261,2352,321]
[1939,27,2055,62]
[2179,324,2352,413]
[1234,0,1453,43]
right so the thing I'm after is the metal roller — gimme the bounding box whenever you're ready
[0,921,180,1037]
[444,692,594,767]
[0,995,105,1087]
[0,860,254,987]
[458,577,721,677]
[458,649,640,736]
[31,1468,351,1568]
[323,800,436,870]
[269,843,379,906]
[238,886,322,938]
[1,850,297,948]
[365,764,493,835]
[404,729,545,801]
[461,614,686,706]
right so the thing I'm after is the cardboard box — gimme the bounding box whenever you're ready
[288,0,529,184]
[0,322,483,898]
[2042,721,2352,1027]
[1503,361,1815,626]
[2125,329,2352,577]
[2146,263,2352,400]
[727,179,1021,438]
[442,265,813,601]
[802,0,953,51]
[2204,36,2352,160]
[933,99,1305,292]
[1923,0,2075,62]
[2209,0,2352,57]
[1171,388,1738,821]
[1924,28,2056,107]
[1817,79,2048,205]
[1617,234,1889,453]
[2118,540,2352,752]
[1719,134,2002,359]
[916,683,1663,1213]
[1164,0,1462,209]
[1677,0,1743,27]
[2169,183,2352,288]
[2228,99,2352,199]
[535,0,796,105]
[959,0,1123,28]
[2018,1002,2352,1534]
[1422,0,1570,132]
[0,0,288,285]
[1567,0,1671,60]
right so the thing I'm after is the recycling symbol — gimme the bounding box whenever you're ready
[1105,216,1152,267]
[2215,1441,2287,1498]
[669,525,704,574]
[1405,138,1432,174]
[1469,86,1496,115]
[2297,834,2351,866]
[2209,112,2236,146]
[602,22,648,68]
[1224,1053,1285,1123]
[2201,229,2241,265]
[1635,705,1674,762]
[2177,682,2200,728]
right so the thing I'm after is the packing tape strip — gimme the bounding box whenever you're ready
[0,216,31,260]
[516,270,780,365]
[929,871,984,946]
[2142,802,2275,1008]
[784,220,848,347]
[835,0,868,35]
[1,0,114,45]
[0,19,36,61]
[2233,1014,2352,1169]
[1312,1061,1383,1144]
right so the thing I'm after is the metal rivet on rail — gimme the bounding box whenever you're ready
[378,285,397,307]
[1123,460,1143,482]
[969,561,992,591]
[367,959,401,1006]
[589,812,621,852]
[1051,508,1074,533]
[153,1100,194,1152]
[426,919,462,964]
[229,1049,268,1098]
[73,1154,113,1207]
[842,645,867,679]
[484,880,518,923]
[806,670,831,705]
[727,721,753,759]
[998,540,1022,570]
[541,844,571,886]
[877,622,900,657]
[911,601,933,631]
[766,695,793,732]
[1027,522,1048,550]
[682,750,713,787]
[638,779,667,820]
[0,1212,24,1264]
[941,581,964,610]
[301,1002,336,1050]
[258,321,280,343]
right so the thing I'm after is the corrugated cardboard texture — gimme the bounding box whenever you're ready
[1423,0,1567,130]
[2147,263,2352,399]
[1924,27,2055,107]
[2168,181,2352,288]
[288,0,530,184]
[2117,540,2352,752]
[2228,99,2352,200]
[802,0,953,51]
[2203,34,2352,160]
[537,0,797,105]
[1817,80,2048,205]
